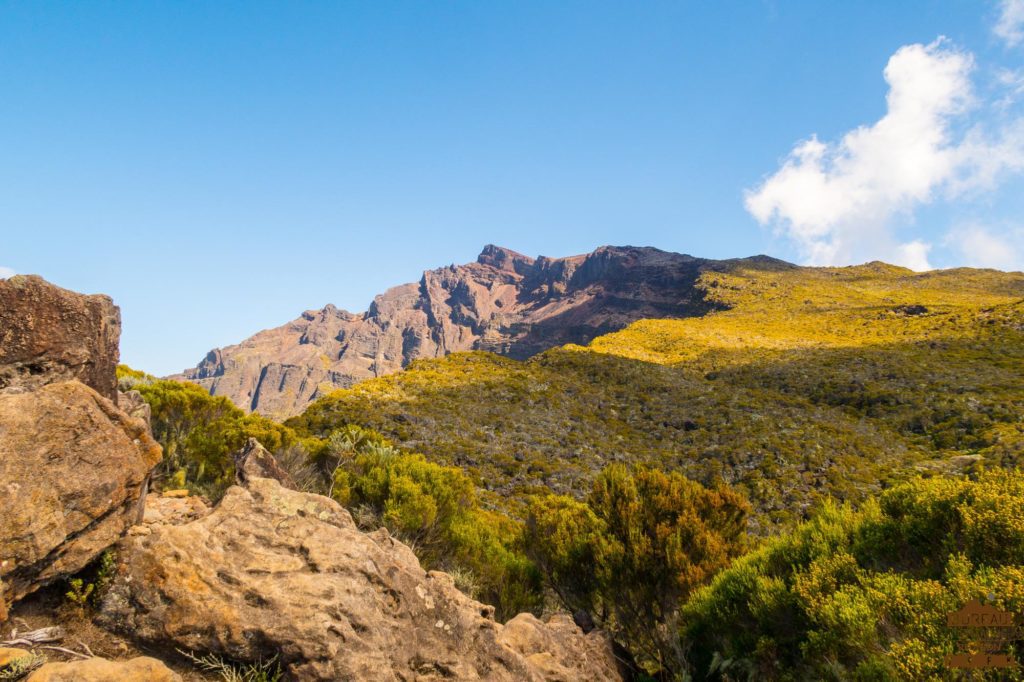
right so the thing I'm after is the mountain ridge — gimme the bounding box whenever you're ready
[176,244,738,417]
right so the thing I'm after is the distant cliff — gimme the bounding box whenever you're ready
[176,245,730,417]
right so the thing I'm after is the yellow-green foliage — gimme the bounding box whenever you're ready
[288,261,1024,529]
[527,465,749,676]
[681,470,1024,681]
[325,425,541,619]
[119,365,304,498]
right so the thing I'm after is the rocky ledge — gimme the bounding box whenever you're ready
[100,477,625,681]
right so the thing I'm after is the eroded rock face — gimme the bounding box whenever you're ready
[0,275,121,402]
[25,656,182,682]
[233,437,296,489]
[100,478,624,681]
[177,245,721,417]
[0,382,162,609]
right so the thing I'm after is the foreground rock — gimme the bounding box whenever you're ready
[177,245,725,417]
[0,275,121,402]
[26,656,181,682]
[100,478,624,681]
[233,437,297,488]
[0,382,162,610]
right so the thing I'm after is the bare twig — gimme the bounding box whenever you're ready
[36,645,91,660]
[75,638,95,657]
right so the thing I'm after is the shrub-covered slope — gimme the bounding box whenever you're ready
[287,261,1024,528]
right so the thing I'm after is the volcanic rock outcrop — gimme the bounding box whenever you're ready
[100,477,625,681]
[178,245,722,417]
[0,275,121,402]
[0,276,161,616]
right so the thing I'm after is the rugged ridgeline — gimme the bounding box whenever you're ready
[0,275,624,681]
[288,260,1024,528]
[177,245,734,418]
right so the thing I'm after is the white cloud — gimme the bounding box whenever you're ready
[0,266,15,279]
[995,0,1024,47]
[895,240,933,271]
[996,68,1024,108]
[945,224,1024,270]
[745,38,1024,269]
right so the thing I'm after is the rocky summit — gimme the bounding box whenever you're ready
[177,245,729,418]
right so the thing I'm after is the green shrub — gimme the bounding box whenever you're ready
[681,470,1024,680]
[527,464,750,677]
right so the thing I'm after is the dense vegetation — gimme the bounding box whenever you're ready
[117,366,303,497]
[287,262,1024,529]
[526,465,750,674]
[682,470,1024,680]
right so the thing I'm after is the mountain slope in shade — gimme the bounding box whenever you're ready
[176,244,735,417]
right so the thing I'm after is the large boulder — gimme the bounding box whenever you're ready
[0,382,162,610]
[0,275,121,402]
[99,478,624,681]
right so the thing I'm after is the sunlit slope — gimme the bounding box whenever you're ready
[287,260,1024,529]
[586,261,1024,461]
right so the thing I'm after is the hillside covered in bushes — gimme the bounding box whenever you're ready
[286,260,1024,528]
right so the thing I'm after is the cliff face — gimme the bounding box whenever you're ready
[177,245,722,418]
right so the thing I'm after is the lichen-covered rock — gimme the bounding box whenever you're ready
[25,656,181,682]
[0,275,121,402]
[118,389,153,433]
[100,478,624,681]
[0,382,162,610]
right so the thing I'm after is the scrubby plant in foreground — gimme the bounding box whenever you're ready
[317,424,543,620]
[681,470,1024,680]
[527,464,750,677]
[117,365,305,498]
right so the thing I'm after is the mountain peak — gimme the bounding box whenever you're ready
[181,244,722,417]
[477,244,535,272]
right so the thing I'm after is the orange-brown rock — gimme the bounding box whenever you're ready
[99,477,624,681]
[177,245,723,418]
[0,275,120,402]
[232,437,296,489]
[0,382,162,610]
[25,656,181,682]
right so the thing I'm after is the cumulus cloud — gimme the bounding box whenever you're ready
[944,224,1024,270]
[995,0,1024,47]
[745,38,1024,270]
[0,266,15,279]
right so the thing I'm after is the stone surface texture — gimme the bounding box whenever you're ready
[0,275,161,617]
[0,382,162,609]
[100,477,625,681]
[0,274,121,402]
[25,656,182,682]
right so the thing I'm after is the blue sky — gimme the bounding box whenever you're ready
[2,1,1023,375]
